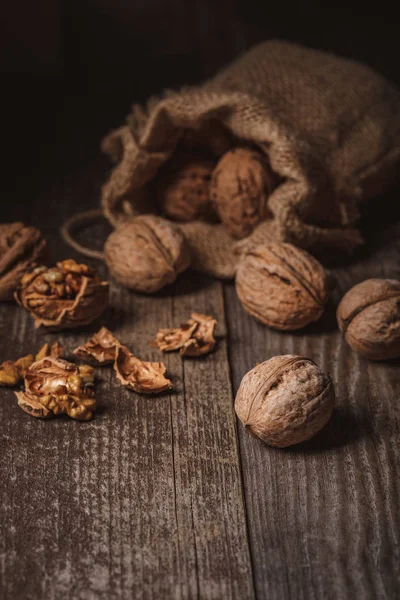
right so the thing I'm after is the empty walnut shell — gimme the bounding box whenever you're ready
[210,147,275,239]
[104,215,191,293]
[337,278,400,360]
[15,259,109,330]
[0,222,48,301]
[235,355,335,448]
[236,242,328,330]
[157,154,216,222]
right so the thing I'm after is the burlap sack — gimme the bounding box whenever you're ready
[101,40,400,279]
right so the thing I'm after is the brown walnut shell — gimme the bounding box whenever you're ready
[104,215,191,293]
[15,259,109,331]
[157,155,216,222]
[236,242,328,330]
[0,222,48,301]
[337,278,400,360]
[210,147,275,239]
[235,355,335,448]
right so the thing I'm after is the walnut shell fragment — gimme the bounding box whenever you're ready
[235,355,335,448]
[104,215,191,293]
[73,327,118,365]
[15,259,109,331]
[157,154,216,222]
[337,278,400,360]
[114,344,172,394]
[18,356,97,420]
[211,147,275,239]
[0,222,48,301]
[15,391,52,419]
[151,312,217,357]
[236,242,328,330]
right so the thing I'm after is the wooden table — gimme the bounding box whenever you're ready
[1,145,399,599]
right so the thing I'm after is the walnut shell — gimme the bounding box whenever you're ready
[337,278,400,360]
[235,355,335,448]
[236,242,328,330]
[104,215,191,293]
[15,259,109,331]
[210,147,275,239]
[157,155,216,222]
[0,222,48,301]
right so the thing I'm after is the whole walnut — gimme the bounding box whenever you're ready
[104,215,191,293]
[235,355,335,448]
[337,278,400,360]
[15,259,109,330]
[157,154,216,222]
[0,222,47,301]
[236,242,328,330]
[210,147,275,239]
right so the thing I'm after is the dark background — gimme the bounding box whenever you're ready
[2,2,399,212]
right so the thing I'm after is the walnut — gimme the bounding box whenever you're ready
[15,259,109,330]
[73,327,118,365]
[17,356,96,420]
[236,242,328,330]
[235,355,335,448]
[337,278,400,360]
[114,344,172,394]
[210,147,275,239]
[35,341,64,361]
[152,312,217,357]
[104,215,191,293]
[0,354,34,387]
[156,154,216,222]
[0,222,48,301]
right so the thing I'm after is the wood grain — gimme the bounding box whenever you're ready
[224,219,400,600]
[0,164,254,600]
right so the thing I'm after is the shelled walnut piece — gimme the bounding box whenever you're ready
[337,278,400,360]
[151,312,217,357]
[211,147,275,239]
[235,355,335,448]
[104,215,190,293]
[236,242,329,330]
[0,222,48,301]
[15,356,96,420]
[15,259,109,330]
[0,342,64,387]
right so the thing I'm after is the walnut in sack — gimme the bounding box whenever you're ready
[104,215,190,293]
[152,312,217,357]
[210,147,275,239]
[114,344,172,394]
[157,154,216,222]
[235,355,335,448]
[337,278,400,360]
[16,356,96,420]
[15,259,109,330]
[0,222,48,301]
[236,242,328,330]
[73,327,117,365]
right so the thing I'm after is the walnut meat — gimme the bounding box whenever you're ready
[15,259,109,330]
[0,222,48,301]
[210,147,275,239]
[337,278,400,360]
[157,155,216,222]
[235,355,335,448]
[104,215,191,293]
[236,242,328,330]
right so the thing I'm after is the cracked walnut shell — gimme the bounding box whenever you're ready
[15,259,109,330]
[337,278,400,360]
[235,355,335,448]
[104,215,190,293]
[114,344,172,394]
[0,222,48,301]
[236,242,328,330]
[152,312,217,357]
[210,147,275,239]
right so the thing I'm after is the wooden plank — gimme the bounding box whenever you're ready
[0,162,254,599]
[224,219,400,599]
